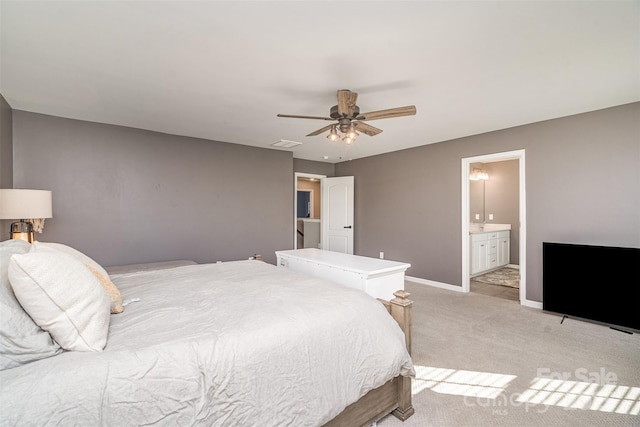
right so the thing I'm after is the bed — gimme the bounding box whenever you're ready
[0,240,415,426]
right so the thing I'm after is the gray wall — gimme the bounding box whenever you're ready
[483,160,520,264]
[293,159,335,177]
[0,94,12,188]
[0,94,13,237]
[335,102,640,302]
[6,102,639,303]
[11,111,293,266]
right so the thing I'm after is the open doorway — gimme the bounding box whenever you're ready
[461,150,528,305]
[293,173,355,254]
[294,173,325,249]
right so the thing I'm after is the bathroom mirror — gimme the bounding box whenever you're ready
[469,163,486,223]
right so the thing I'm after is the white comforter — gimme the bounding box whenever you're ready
[0,260,414,426]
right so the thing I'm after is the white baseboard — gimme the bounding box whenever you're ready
[522,299,543,309]
[406,274,543,309]
[405,276,464,292]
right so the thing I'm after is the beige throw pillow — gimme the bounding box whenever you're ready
[86,264,124,314]
[8,251,111,352]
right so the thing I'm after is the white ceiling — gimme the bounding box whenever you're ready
[1,1,638,163]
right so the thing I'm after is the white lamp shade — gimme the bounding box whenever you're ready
[0,189,53,219]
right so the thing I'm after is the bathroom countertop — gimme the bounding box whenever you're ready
[469,223,511,234]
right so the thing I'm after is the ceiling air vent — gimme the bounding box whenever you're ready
[271,139,302,149]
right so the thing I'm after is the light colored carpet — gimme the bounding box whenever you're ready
[378,282,640,427]
[473,267,520,288]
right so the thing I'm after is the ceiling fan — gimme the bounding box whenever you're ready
[277,89,416,144]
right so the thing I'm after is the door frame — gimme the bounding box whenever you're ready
[461,149,528,305]
[294,172,326,249]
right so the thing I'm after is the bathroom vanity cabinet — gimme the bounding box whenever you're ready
[470,230,510,275]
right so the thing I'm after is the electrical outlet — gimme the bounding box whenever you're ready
[489,214,494,220]
[379,252,384,259]
[475,214,480,220]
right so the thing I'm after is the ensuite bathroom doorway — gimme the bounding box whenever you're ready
[461,150,527,305]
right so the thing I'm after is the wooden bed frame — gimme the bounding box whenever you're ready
[324,290,414,427]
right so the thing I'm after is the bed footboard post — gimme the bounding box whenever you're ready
[390,290,412,354]
[390,290,414,420]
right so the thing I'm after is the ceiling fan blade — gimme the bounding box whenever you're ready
[354,121,383,136]
[337,90,358,117]
[357,105,417,121]
[277,114,334,121]
[307,124,335,137]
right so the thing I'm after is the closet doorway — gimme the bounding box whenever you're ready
[461,150,528,305]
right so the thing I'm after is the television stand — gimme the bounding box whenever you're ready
[560,314,634,334]
[609,326,633,335]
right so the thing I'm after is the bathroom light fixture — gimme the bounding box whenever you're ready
[469,169,489,181]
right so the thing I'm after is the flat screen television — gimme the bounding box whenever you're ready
[543,242,640,332]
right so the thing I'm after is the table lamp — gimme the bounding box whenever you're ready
[0,189,53,242]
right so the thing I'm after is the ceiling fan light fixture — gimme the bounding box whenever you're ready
[327,125,340,141]
[346,125,358,140]
[277,89,416,146]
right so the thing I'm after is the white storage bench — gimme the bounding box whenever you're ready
[275,248,411,301]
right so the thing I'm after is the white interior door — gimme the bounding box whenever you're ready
[321,176,354,254]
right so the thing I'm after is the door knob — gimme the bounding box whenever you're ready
[344,225,352,229]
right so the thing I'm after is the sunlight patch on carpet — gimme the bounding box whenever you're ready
[517,377,640,415]
[411,366,640,416]
[412,365,517,399]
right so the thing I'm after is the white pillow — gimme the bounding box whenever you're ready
[33,242,124,314]
[0,240,62,370]
[34,241,109,278]
[8,250,111,352]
